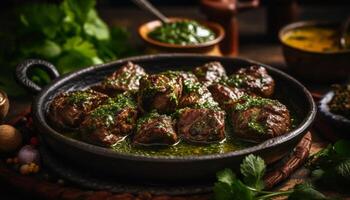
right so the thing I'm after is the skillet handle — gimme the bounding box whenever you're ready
[16,59,60,94]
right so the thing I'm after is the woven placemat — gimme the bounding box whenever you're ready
[0,109,312,200]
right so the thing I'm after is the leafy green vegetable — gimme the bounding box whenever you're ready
[214,154,332,200]
[288,183,327,200]
[0,0,137,96]
[214,168,254,200]
[240,154,266,191]
[308,140,350,193]
[334,140,350,157]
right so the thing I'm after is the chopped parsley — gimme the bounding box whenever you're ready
[136,111,161,131]
[247,117,267,134]
[234,96,276,111]
[222,74,246,88]
[183,79,202,93]
[67,91,92,105]
[91,94,136,127]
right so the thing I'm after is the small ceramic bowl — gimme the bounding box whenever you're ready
[317,91,350,141]
[0,90,9,122]
[279,21,350,83]
[138,18,225,55]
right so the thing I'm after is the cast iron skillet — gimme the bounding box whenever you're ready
[16,54,316,184]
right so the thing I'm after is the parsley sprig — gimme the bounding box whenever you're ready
[214,154,331,200]
[307,140,350,194]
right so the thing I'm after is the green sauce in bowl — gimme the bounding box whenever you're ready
[148,20,216,45]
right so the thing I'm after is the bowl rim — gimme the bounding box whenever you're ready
[0,90,8,106]
[138,17,225,49]
[33,54,316,162]
[279,20,350,55]
[319,91,350,124]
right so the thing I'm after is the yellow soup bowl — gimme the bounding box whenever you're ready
[279,21,350,83]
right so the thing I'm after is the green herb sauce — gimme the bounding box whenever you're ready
[91,94,136,127]
[247,114,267,134]
[64,114,298,157]
[136,111,160,132]
[222,74,246,88]
[183,79,201,93]
[67,91,91,105]
[148,20,216,45]
[112,134,249,157]
[234,96,276,112]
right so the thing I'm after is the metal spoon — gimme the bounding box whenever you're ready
[131,0,170,24]
[339,16,350,49]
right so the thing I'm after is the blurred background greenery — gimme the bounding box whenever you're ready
[0,0,138,96]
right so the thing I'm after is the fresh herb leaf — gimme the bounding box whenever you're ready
[217,168,236,185]
[84,10,110,41]
[288,183,327,200]
[214,168,254,200]
[334,140,350,157]
[0,0,137,96]
[61,0,95,25]
[214,154,330,200]
[240,154,266,191]
[335,159,350,180]
[213,182,235,200]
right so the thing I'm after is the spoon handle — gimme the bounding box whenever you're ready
[131,0,170,24]
[340,16,350,49]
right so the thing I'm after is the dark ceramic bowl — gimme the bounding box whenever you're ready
[318,91,350,140]
[279,21,350,83]
[16,54,316,183]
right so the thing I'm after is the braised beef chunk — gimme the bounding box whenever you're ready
[179,76,218,109]
[137,72,182,113]
[178,71,198,82]
[231,96,290,143]
[224,66,274,97]
[193,62,227,86]
[177,108,225,143]
[208,84,245,110]
[48,90,108,130]
[133,112,178,146]
[93,62,146,96]
[81,94,137,146]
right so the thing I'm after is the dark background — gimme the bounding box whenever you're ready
[1,0,350,6]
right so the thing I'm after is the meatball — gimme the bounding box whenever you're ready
[208,84,245,110]
[81,94,138,147]
[93,62,146,96]
[231,96,290,143]
[193,62,227,86]
[133,112,178,146]
[177,108,226,144]
[48,90,108,130]
[225,66,275,97]
[137,72,183,113]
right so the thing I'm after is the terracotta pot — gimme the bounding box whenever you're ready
[138,18,225,55]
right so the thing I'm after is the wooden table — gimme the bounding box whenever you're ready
[1,4,350,199]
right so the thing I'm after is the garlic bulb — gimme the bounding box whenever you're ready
[18,145,40,164]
